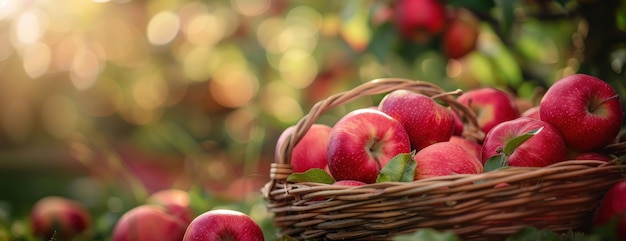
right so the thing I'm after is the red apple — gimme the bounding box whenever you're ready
[442,8,479,59]
[457,87,520,134]
[573,152,611,162]
[327,108,411,184]
[182,209,264,241]
[540,74,623,152]
[481,117,567,167]
[448,135,481,160]
[451,111,464,136]
[111,205,187,241]
[146,189,195,224]
[275,124,332,173]
[521,106,541,119]
[413,141,483,179]
[393,0,446,42]
[593,180,626,240]
[30,196,92,240]
[333,180,366,186]
[378,90,455,151]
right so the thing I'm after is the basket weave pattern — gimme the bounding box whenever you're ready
[263,78,626,241]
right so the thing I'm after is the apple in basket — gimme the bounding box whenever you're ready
[448,135,481,160]
[183,209,264,241]
[457,87,520,134]
[413,141,483,179]
[327,108,411,184]
[540,74,623,152]
[378,89,455,151]
[481,117,568,167]
[593,180,626,240]
[275,124,332,172]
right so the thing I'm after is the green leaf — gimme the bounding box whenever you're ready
[505,227,560,241]
[366,22,398,63]
[495,0,515,37]
[446,0,496,12]
[503,127,543,156]
[393,228,460,241]
[484,153,508,172]
[287,168,335,184]
[376,152,416,183]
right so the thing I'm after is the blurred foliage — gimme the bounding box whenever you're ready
[0,0,624,240]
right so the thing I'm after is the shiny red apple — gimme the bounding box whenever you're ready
[327,108,411,183]
[111,205,187,241]
[275,124,332,173]
[593,180,626,240]
[182,209,264,241]
[481,117,567,167]
[457,87,520,134]
[378,89,455,151]
[413,141,483,179]
[540,74,623,151]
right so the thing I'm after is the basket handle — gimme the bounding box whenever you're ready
[274,78,484,171]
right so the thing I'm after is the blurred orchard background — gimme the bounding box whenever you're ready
[0,0,625,240]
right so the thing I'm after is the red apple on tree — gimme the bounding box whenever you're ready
[593,180,626,240]
[146,189,195,224]
[30,196,92,241]
[540,74,623,152]
[457,87,520,134]
[111,204,187,241]
[182,209,264,241]
[481,117,567,167]
[442,8,480,59]
[413,141,483,179]
[327,108,411,183]
[393,0,446,42]
[275,124,332,173]
[378,89,455,151]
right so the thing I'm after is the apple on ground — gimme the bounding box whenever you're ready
[593,180,626,240]
[275,124,332,173]
[183,209,264,241]
[540,74,623,152]
[413,142,483,179]
[448,136,481,160]
[327,108,411,184]
[442,7,479,59]
[378,89,455,151]
[393,0,446,43]
[30,196,92,241]
[457,87,520,134]
[481,117,568,167]
[146,189,195,224]
[111,204,187,241]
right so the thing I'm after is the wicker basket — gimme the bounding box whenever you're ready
[262,78,626,241]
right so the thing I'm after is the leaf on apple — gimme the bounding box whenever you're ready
[286,168,335,184]
[376,151,416,183]
[392,228,460,241]
[484,127,543,172]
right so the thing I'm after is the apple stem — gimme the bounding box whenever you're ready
[589,94,620,113]
[430,89,463,100]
